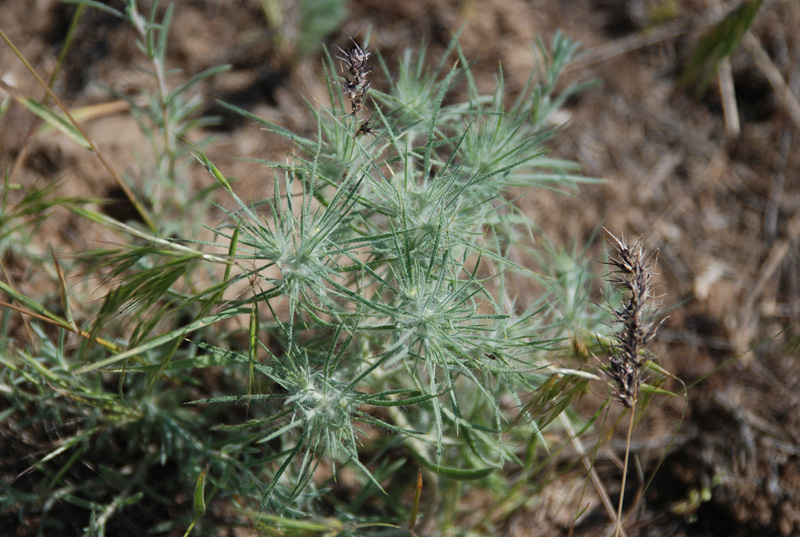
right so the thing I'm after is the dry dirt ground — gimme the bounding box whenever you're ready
[1,1,799,536]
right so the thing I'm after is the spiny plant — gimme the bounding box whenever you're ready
[177,31,602,519]
[0,5,661,533]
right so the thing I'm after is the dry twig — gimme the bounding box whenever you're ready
[742,31,800,131]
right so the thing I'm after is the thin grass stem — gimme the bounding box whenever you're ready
[615,403,636,537]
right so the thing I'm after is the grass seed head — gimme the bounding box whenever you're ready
[603,230,665,407]
[337,40,372,116]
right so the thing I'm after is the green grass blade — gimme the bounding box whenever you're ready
[74,306,248,374]
[13,94,91,149]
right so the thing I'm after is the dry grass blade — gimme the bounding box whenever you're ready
[742,31,800,131]
[565,5,731,72]
[562,413,630,537]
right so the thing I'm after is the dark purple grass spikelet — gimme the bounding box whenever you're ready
[336,40,372,116]
[604,230,665,408]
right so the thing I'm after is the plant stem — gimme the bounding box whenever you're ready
[560,413,628,537]
[614,403,636,537]
[0,29,157,232]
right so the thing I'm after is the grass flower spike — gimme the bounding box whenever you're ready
[604,230,664,408]
[337,40,372,116]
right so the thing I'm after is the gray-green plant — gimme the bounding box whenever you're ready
[163,30,599,519]
[64,0,230,236]
[1,8,618,535]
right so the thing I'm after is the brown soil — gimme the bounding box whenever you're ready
[2,1,799,536]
